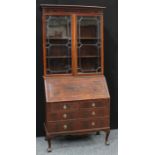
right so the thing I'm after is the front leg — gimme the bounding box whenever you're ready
[105,130,110,145]
[47,138,52,152]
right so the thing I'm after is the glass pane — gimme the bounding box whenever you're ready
[77,16,101,73]
[46,16,71,74]
[46,16,71,39]
[77,16,100,39]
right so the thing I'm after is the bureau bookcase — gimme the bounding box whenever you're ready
[41,4,110,152]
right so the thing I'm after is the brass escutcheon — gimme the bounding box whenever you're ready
[91,122,95,126]
[92,111,96,115]
[63,113,67,118]
[63,105,67,109]
[92,103,96,107]
[63,124,67,129]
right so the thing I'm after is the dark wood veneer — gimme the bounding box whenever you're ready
[46,117,109,133]
[47,108,109,122]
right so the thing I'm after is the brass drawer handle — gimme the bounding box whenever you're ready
[63,105,67,109]
[92,111,96,116]
[63,113,67,118]
[92,103,96,107]
[91,122,95,126]
[63,124,67,129]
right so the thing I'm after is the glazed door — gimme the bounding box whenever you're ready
[76,16,103,74]
[45,16,72,74]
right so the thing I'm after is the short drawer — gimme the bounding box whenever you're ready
[47,120,76,132]
[79,100,108,109]
[79,118,109,130]
[47,102,79,112]
[47,111,78,121]
[46,117,109,133]
[47,108,109,121]
[78,108,109,118]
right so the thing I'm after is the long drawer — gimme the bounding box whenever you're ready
[47,108,109,121]
[46,117,109,133]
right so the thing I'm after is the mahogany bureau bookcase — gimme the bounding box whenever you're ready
[41,4,110,152]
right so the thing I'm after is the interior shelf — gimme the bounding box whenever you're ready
[47,66,71,73]
[78,38,99,40]
[47,69,71,74]
[78,69,98,73]
[47,37,71,40]
[46,56,71,59]
[48,38,98,40]
[79,55,99,58]
[46,56,98,59]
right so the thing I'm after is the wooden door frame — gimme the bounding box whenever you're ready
[74,14,104,76]
[42,12,104,77]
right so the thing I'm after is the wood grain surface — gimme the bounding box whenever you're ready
[44,76,110,102]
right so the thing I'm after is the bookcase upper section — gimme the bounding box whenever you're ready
[41,5,105,76]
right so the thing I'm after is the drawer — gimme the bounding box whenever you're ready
[79,108,109,118]
[47,110,78,121]
[79,118,109,130]
[46,117,109,133]
[47,102,79,112]
[47,120,76,132]
[47,108,109,121]
[79,100,108,109]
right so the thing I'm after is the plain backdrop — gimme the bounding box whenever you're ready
[36,0,118,137]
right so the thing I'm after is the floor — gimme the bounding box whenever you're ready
[36,129,118,155]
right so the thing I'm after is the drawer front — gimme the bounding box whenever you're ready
[78,108,109,118]
[79,100,108,109]
[79,118,109,130]
[46,117,109,133]
[47,111,78,121]
[47,120,76,132]
[47,108,109,121]
[47,100,109,112]
[47,102,79,112]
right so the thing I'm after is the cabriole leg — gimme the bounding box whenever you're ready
[105,130,110,145]
[47,138,52,152]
